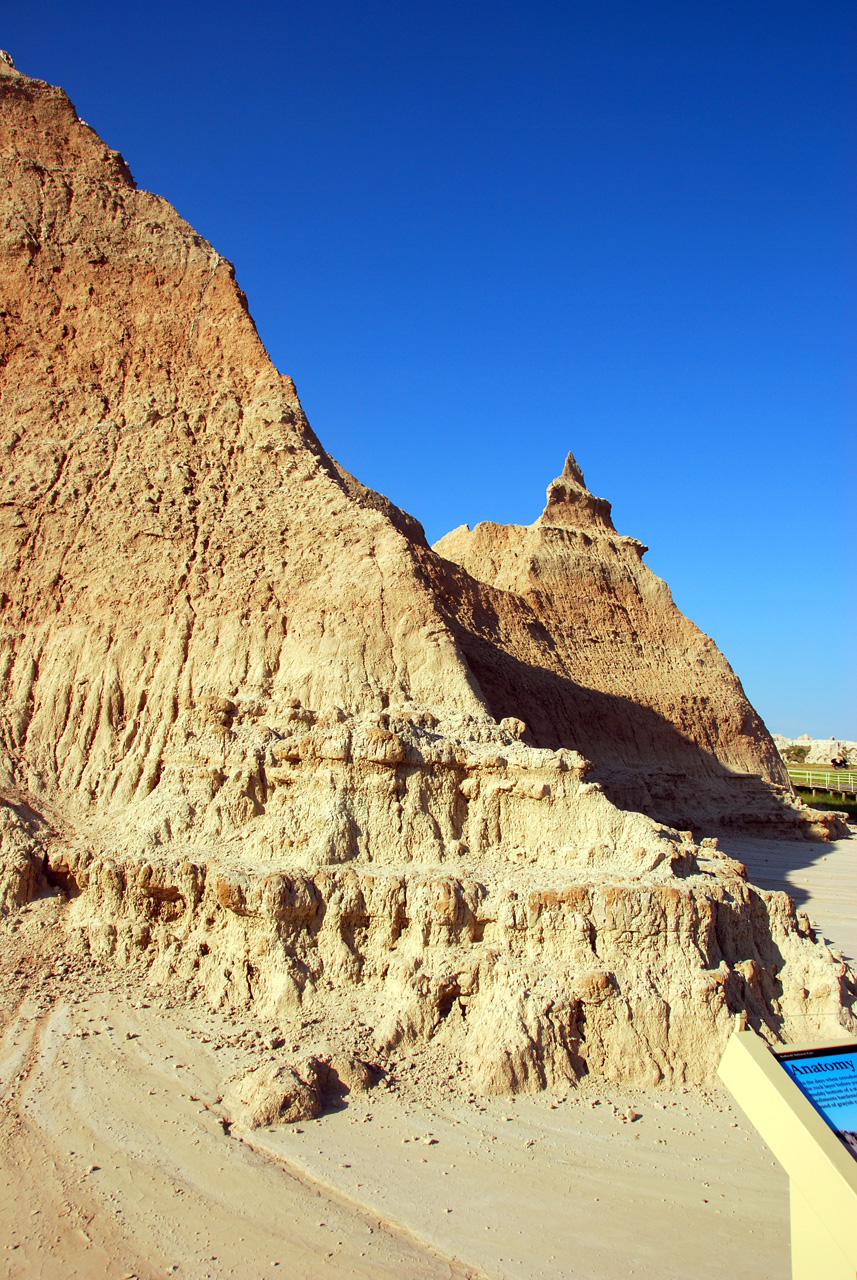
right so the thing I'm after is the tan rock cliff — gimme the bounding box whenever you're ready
[0,53,852,1096]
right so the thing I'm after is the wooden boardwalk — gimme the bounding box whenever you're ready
[786,767,857,798]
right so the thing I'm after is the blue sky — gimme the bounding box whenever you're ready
[6,1,855,738]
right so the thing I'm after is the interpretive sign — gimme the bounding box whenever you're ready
[778,1044,857,1160]
[718,1029,857,1280]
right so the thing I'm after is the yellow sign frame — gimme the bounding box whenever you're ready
[718,1028,857,1280]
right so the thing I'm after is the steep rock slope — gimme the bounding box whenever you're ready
[0,53,852,1094]
[0,55,486,816]
[433,454,800,832]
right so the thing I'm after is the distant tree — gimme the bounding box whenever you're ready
[784,745,810,763]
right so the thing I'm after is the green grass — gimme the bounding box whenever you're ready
[794,788,857,819]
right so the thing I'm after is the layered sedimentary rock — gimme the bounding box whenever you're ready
[0,52,852,1095]
[433,453,805,833]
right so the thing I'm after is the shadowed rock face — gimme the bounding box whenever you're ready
[436,451,780,776]
[432,453,800,832]
[0,53,852,1094]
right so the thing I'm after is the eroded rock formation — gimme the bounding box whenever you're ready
[0,52,852,1096]
[433,452,807,833]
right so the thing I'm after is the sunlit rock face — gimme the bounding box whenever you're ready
[0,52,852,1094]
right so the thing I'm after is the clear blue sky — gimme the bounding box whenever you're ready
[5,1,855,738]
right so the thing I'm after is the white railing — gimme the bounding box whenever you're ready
[787,768,857,792]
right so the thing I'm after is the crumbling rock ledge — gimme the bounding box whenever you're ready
[4,827,854,1095]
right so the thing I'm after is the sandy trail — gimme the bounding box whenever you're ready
[0,981,789,1280]
[0,902,476,1280]
[247,1077,790,1278]
[4,832,855,1279]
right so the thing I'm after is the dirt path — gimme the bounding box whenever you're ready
[1,983,791,1279]
[0,899,479,1279]
[0,894,791,1280]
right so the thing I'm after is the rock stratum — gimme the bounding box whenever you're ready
[774,735,857,767]
[0,53,853,1099]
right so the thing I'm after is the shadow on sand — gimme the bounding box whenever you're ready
[719,830,857,965]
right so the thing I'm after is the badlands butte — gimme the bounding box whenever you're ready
[0,49,854,1123]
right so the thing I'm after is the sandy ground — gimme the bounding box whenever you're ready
[2,832,854,1280]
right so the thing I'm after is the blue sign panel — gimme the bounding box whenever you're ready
[779,1045,857,1160]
